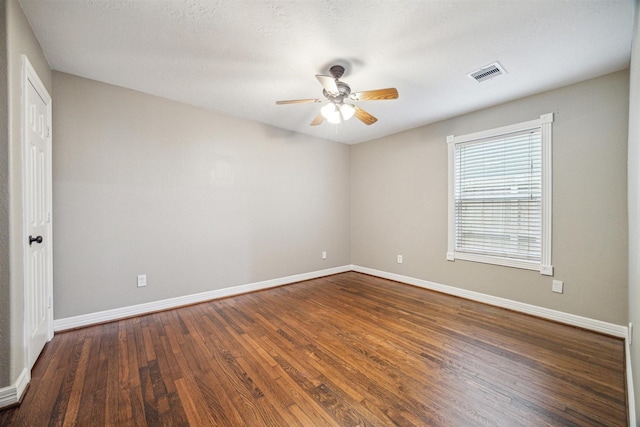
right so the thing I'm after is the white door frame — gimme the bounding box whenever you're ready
[22,55,53,370]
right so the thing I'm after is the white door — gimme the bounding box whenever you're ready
[23,56,53,369]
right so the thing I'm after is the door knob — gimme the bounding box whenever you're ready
[29,235,43,245]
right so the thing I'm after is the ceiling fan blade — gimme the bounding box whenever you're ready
[310,113,324,126]
[354,105,378,125]
[350,88,399,101]
[276,98,322,105]
[315,74,339,95]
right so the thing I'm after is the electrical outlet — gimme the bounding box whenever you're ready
[397,255,403,264]
[137,274,147,288]
[552,280,563,294]
[322,251,327,260]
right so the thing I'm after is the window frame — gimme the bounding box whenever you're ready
[446,113,554,276]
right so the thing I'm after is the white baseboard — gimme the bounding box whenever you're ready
[352,265,628,338]
[54,265,351,332]
[626,333,637,427]
[0,369,29,409]
[57,264,628,337]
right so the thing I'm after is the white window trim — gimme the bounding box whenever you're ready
[446,113,554,276]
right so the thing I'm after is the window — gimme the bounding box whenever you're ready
[446,114,553,275]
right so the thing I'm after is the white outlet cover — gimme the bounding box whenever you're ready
[137,274,147,287]
[397,255,403,264]
[552,280,563,294]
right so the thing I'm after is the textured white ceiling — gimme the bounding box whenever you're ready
[18,0,634,144]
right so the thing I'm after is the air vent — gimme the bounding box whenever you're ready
[468,62,506,83]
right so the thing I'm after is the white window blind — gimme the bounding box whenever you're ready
[446,113,553,275]
[454,129,542,262]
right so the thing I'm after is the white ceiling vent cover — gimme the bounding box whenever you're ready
[468,62,507,83]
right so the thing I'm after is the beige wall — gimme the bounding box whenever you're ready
[52,72,351,319]
[352,70,629,325]
[1,0,51,389]
[52,69,631,327]
[628,0,639,420]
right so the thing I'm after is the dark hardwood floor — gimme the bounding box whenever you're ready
[0,272,627,426]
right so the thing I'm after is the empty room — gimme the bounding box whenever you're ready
[2,0,640,425]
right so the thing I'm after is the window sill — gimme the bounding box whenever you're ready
[447,251,553,276]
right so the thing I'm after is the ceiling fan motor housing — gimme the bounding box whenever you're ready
[323,81,351,102]
[329,65,345,79]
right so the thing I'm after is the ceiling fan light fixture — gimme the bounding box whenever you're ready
[321,103,341,123]
[339,103,355,121]
[327,114,341,124]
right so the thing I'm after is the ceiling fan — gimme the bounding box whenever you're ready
[275,65,399,126]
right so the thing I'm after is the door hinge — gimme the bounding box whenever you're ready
[48,296,52,308]
[46,127,50,138]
